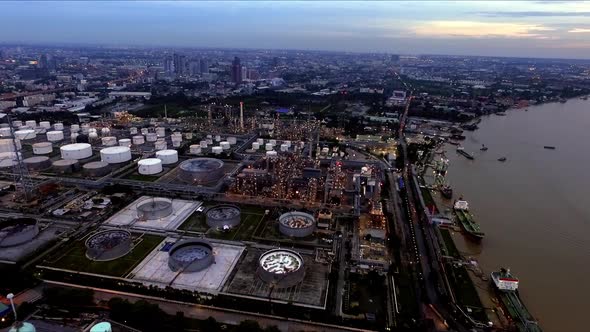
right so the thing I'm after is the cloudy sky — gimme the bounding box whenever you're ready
[2,1,590,58]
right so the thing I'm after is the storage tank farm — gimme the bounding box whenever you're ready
[85,229,132,261]
[177,158,224,184]
[168,239,215,273]
[0,218,40,247]
[256,249,305,288]
[136,197,173,220]
[206,205,241,230]
[278,211,316,237]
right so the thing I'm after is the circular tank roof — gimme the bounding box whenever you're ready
[24,156,50,163]
[85,230,131,250]
[100,146,130,153]
[138,158,161,166]
[156,149,177,156]
[83,161,109,169]
[179,158,223,172]
[33,142,52,148]
[279,212,315,229]
[207,205,241,220]
[259,249,303,275]
[61,143,91,150]
[169,240,213,263]
[53,159,79,166]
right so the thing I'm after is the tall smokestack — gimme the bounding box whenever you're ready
[239,101,244,129]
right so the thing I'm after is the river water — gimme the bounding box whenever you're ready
[442,98,590,332]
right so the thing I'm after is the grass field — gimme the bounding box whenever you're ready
[43,233,164,277]
[179,204,266,241]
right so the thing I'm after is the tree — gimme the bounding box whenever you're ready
[237,320,263,332]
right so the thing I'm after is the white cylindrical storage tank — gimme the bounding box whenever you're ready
[0,128,12,137]
[101,136,117,146]
[227,137,237,145]
[0,152,21,168]
[156,127,166,137]
[172,140,181,148]
[15,129,36,140]
[189,145,201,155]
[70,124,80,132]
[154,140,167,150]
[285,140,292,147]
[265,143,274,151]
[101,127,111,136]
[47,130,64,142]
[138,158,162,175]
[70,133,79,142]
[89,132,99,140]
[130,127,138,135]
[81,124,90,134]
[25,120,37,128]
[266,150,278,158]
[280,144,289,152]
[214,135,221,142]
[269,139,277,146]
[206,134,212,139]
[132,135,145,145]
[33,142,52,155]
[220,141,230,150]
[100,146,132,164]
[212,146,223,155]
[184,132,193,140]
[171,133,182,141]
[140,128,149,135]
[257,138,264,145]
[0,139,20,153]
[12,120,23,128]
[39,121,51,129]
[156,149,178,164]
[60,143,92,160]
[119,138,132,147]
[54,123,64,130]
[252,142,260,150]
[200,140,208,148]
[146,133,157,142]
[206,138,213,145]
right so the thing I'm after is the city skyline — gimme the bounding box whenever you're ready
[2,1,590,59]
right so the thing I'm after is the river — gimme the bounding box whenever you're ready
[441,98,590,332]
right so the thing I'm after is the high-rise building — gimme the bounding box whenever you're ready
[164,57,175,75]
[38,54,49,69]
[199,58,209,74]
[272,56,279,68]
[189,61,200,76]
[173,53,186,76]
[241,66,248,81]
[231,56,242,84]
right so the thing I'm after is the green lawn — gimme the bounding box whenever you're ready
[43,234,164,277]
[179,204,266,241]
[206,212,264,241]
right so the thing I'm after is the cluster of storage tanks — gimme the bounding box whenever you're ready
[250,138,298,159]
[189,135,237,156]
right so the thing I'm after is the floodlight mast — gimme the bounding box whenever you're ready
[1,112,33,200]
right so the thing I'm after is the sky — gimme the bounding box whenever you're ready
[2,1,590,59]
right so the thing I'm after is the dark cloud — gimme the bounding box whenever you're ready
[477,11,590,17]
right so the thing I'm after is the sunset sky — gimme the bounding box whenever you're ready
[2,1,590,58]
